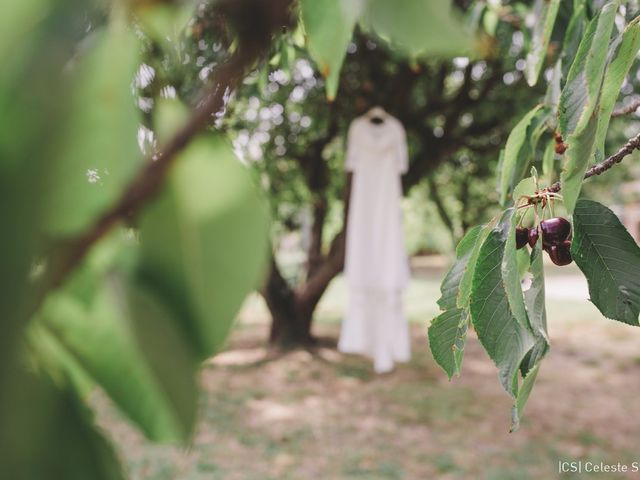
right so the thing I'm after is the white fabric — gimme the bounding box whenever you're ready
[338,108,411,373]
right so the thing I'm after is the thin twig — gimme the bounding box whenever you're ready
[612,98,640,117]
[548,132,640,193]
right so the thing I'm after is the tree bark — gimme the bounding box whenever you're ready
[263,230,345,349]
[263,175,350,349]
[263,258,314,348]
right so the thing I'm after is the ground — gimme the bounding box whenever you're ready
[97,258,640,479]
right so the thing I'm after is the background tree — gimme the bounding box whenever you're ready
[226,25,543,347]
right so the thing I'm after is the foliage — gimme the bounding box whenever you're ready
[572,199,640,324]
[1,0,273,477]
[428,0,640,430]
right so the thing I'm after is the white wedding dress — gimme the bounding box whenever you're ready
[338,107,411,373]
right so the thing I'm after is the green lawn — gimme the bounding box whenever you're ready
[97,258,640,480]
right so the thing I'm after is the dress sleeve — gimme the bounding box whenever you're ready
[345,121,359,172]
[397,122,409,174]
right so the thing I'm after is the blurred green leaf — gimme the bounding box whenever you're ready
[363,0,472,59]
[137,136,270,359]
[301,0,361,100]
[525,0,560,86]
[572,199,640,326]
[482,8,499,37]
[0,0,50,64]
[0,369,125,480]
[45,24,142,236]
[36,268,199,443]
[0,0,80,400]
[138,3,194,55]
[155,98,191,145]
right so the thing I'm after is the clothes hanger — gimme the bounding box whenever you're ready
[367,106,386,125]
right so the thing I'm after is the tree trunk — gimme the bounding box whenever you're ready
[261,163,351,349]
[263,258,315,348]
[263,229,346,349]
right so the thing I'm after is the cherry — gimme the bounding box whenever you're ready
[540,217,571,247]
[516,227,529,249]
[546,240,572,266]
[528,226,539,248]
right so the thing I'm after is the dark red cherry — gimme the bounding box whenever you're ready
[528,226,539,248]
[540,217,571,246]
[516,227,529,249]
[546,240,573,266]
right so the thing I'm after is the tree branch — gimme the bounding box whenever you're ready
[548,132,640,193]
[426,175,456,242]
[45,0,294,293]
[612,98,640,117]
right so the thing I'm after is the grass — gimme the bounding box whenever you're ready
[94,257,640,480]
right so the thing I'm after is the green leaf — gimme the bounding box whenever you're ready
[36,274,199,444]
[428,308,469,380]
[594,17,640,158]
[0,0,50,63]
[137,136,271,359]
[558,3,620,214]
[45,24,142,236]
[524,244,549,343]
[542,139,556,183]
[137,3,194,57]
[429,224,492,379]
[457,223,496,309]
[27,323,95,398]
[465,1,486,33]
[525,0,561,86]
[364,0,471,59]
[559,107,598,214]
[512,176,536,204]
[558,2,618,137]
[511,363,540,432]
[510,241,550,431]
[301,0,361,100]
[571,199,640,325]
[560,2,587,80]
[154,98,191,146]
[0,369,125,480]
[482,8,499,36]
[543,60,562,110]
[516,248,530,280]
[469,209,535,396]
[499,105,548,206]
[437,225,484,310]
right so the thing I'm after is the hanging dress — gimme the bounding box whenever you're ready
[338,107,411,373]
